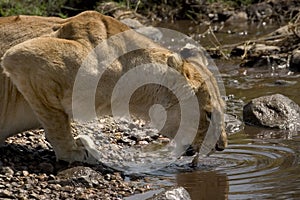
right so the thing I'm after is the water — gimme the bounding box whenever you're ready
[163,127,300,199]
[127,22,300,199]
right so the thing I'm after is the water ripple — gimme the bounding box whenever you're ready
[212,142,300,199]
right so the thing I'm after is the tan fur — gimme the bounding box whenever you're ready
[0,11,226,164]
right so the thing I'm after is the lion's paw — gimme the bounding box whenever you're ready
[55,135,100,164]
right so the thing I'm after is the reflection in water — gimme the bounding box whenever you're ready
[168,128,299,199]
[176,171,228,200]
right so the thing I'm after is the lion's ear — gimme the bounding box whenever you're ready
[167,53,183,72]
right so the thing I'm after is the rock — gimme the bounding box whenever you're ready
[120,18,144,29]
[0,189,14,198]
[135,26,163,42]
[290,49,300,72]
[119,14,164,42]
[180,43,208,67]
[274,80,297,86]
[243,94,300,130]
[150,187,191,200]
[225,11,248,24]
[56,166,103,188]
[225,114,243,135]
[22,170,29,176]
[1,167,14,177]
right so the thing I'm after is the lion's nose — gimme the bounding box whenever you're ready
[215,143,225,151]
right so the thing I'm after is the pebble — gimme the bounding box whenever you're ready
[1,166,14,176]
[0,189,14,198]
[22,170,29,176]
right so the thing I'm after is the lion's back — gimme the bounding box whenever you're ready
[0,15,64,57]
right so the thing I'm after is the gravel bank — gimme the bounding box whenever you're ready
[0,117,165,199]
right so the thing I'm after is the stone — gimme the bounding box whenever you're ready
[151,187,191,200]
[119,14,163,42]
[135,26,163,42]
[179,43,208,67]
[274,80,297,86]
[57,166,103,188]
[1,166,14,176]
[0,189,14,198]
[120,18,144,29]
[225,114,243,135]
[243,94,300,130]
[22,170,29,176]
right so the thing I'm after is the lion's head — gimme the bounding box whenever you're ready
[164,52,227,157]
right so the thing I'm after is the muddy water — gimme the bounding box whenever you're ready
[129,23,300,199]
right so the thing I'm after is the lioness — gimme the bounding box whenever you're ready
[0,11,227,165]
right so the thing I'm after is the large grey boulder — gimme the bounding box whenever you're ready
[243,94,300,130]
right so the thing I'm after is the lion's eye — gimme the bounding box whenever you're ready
[206,111,212,121]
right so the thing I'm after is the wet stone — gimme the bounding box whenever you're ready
[243,94,300,130]
[274,80,297,86]
[150,187,191,200]
[225,114,244,135]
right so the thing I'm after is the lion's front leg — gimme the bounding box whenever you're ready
[39,110,98,164]
[1,43,98,164]
[11,86,98,164]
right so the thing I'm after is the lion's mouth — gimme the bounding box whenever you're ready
[184,145,197,156]
[184,142,224,157]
